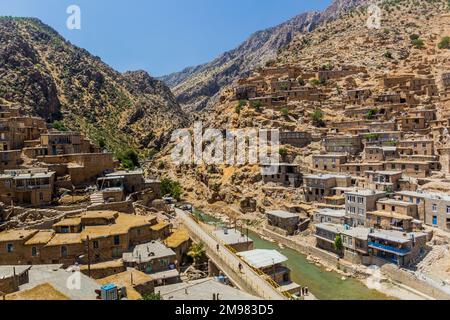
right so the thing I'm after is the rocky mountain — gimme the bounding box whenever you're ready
[160,0,371,113]
[149,0,450,208]
[0,17,188,156]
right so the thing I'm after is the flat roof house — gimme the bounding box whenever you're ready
[368,229,427,267]
[312,154,347,172]
[314,209,346,225]
[237,249,301,296]
[213,228,253,252]
[303,174,352,203]
[363,170,403,192]
[345,189,386,227]
[266,210,300,236]
[261,163,302,188]
[122,240,179,285]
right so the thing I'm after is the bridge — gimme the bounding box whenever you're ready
[175,208,287,300]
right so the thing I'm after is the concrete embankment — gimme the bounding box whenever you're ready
[258,227,450,300]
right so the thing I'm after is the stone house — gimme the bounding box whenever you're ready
[122,241,178,277]
[261,164,302,188]
[323,136,363,155]
[266,210,300,236]
[364,146,398,162]
[339,162,384,177]
[0,230,40,265]
[0,150,23,170]
[375,197,418,221]
[399,116,427,132]
[0,210,165,266]
[312,154,347,172]
[363,171,402,192]
[280,131,312,148]
[0,170,55,206]
[398,139,435,156]
[98,170,158,195]
[346,89,372,105]
[314,209,346,225]
[368,229,427,267]
[366,210,413,232]
[37,153,115,186]
[303,174,352,203]
[345,189,386,227]
[40,131,97,156]
[165,229,191,264]
[423,193,450,232]
[213,228,254,252]
[383,160,432,178]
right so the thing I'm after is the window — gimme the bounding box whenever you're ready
[39,192,44,201]
[7,243,13,253]
[61,246,68,258]
[432,204,437,212]
[357,197,364,204]
[447,206,450,214]
[93,241,99,249]
[32,247,38,257]
[113,235,120,246]
[61,226,70,234]
[350,207,356,214]
[358,208,365,216]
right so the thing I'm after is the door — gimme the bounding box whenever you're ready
[433,216,438,226]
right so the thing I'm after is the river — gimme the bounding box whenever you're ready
[193,210,393,300]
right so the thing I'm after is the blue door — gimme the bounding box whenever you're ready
[433,216,438,226]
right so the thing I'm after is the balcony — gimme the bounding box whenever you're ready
[368,241,411,256]
[15,184,51,191]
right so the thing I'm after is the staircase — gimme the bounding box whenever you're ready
[90,192,104,205]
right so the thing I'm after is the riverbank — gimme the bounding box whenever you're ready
[193,207,431,300]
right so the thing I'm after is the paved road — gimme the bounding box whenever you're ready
[175,208,286,300]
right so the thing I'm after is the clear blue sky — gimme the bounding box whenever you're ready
[0,0,331,76]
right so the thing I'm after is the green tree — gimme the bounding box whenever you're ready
[52,120,68,131]
[384,51,393,59]
[334,234,343,252]
[367,108,379,119]
[411,37,425,49]
[251,100,263,112]
[117,149,140,169]
[279,147,288,159]
[160,178,183,201]
[311,109,325,127]
[438,36,450,49]
[280,108,289,117]
[187,243,206,266]
[143,292,162,300]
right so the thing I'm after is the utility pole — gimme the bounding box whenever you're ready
[86,236,91,277]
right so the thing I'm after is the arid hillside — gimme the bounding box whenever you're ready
[0,17,188,156]
[160,0,371,113]
[149,0,450,212]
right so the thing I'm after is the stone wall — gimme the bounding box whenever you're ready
[260,228,358,274]
[87,201,134,213]
[381,264,450,300]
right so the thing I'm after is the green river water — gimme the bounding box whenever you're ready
[193,210,392,300]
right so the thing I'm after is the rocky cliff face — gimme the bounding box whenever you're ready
[0,17,187,154]
[160,0,371,113]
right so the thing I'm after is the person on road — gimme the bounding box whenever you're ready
[216,244,220,252]
[238,262,243,273]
